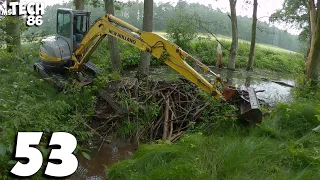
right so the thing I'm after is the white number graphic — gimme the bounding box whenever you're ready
[35,16,43,26]
[10,132,78,177]
[45,132,78,177]
[10,132,43,177]
[26,16,43,26]
[26,16,35,26]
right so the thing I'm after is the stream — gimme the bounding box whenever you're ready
[72,67,295,179]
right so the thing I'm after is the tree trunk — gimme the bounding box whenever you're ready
[306,0,317,74]
[5,0,21,53]
[306,7,312,64]
[75,0,84,10]
[104,0,121,71]
[216,43,222,68]
[307,0,320,85]
[246,0,258,71]
[228,0,238,70]
[138,0,153,77]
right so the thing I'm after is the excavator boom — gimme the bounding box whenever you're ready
[35,10,262,123]
[71,14,226,99]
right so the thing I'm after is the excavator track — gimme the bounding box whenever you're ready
[34,61,102,90]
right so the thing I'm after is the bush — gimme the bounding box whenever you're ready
[165,7,197,50]
[271,102,320,138]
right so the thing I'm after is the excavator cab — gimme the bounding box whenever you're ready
[56,8,90,51]
[35,8,98,89]
[36,8,92,70]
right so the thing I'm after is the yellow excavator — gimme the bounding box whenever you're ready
[34,8,262,123]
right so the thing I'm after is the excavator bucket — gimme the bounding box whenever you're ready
[222,86,262,124]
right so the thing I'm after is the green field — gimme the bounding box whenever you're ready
[154,32,298,54]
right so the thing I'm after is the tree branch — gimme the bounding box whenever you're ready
[201,26,231,52]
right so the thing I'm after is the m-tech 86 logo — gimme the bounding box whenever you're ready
[0,0,44,27]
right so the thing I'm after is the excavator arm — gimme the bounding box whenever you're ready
[70,14,228,99]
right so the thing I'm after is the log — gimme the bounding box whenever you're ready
[162,97,170,140]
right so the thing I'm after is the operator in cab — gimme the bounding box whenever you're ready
[73,16,83,43]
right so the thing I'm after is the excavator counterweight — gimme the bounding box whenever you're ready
[34,8,262,124]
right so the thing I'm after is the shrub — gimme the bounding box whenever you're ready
[272,102,320,138]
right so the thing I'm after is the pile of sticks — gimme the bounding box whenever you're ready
[93,78,212,142]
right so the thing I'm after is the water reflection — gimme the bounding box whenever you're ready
[72,140,136,180]
[245,76,251,87]
[226,69,234,86]
[216,68,294,106]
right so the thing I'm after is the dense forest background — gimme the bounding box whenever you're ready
[24,0,301,52]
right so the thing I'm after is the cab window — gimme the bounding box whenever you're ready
[74,15,88,33]
[57,12,71,38]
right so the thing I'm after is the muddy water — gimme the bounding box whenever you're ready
[72,140,136,180]
[73,67,295,179]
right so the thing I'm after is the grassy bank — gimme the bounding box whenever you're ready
[108,99,320,180]
[0,44,101,177]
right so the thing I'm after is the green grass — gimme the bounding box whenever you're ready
[154,32,298,54]
[108,105,320,179]
[0,45,100,177]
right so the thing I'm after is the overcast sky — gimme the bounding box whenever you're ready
[31,0,299,34]
[42,0,284,19]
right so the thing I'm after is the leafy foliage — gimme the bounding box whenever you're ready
[270,0,309,46]
[165,5,197,50]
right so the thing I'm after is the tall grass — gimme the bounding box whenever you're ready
[108,129,320,180]
[108,85,320,180]
[0,44,100,177]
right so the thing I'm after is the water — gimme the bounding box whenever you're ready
[212,68,295,106]
[72,139,136,180]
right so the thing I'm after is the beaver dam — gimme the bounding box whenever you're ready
[92,77,234,143]
[73,77,243,179]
